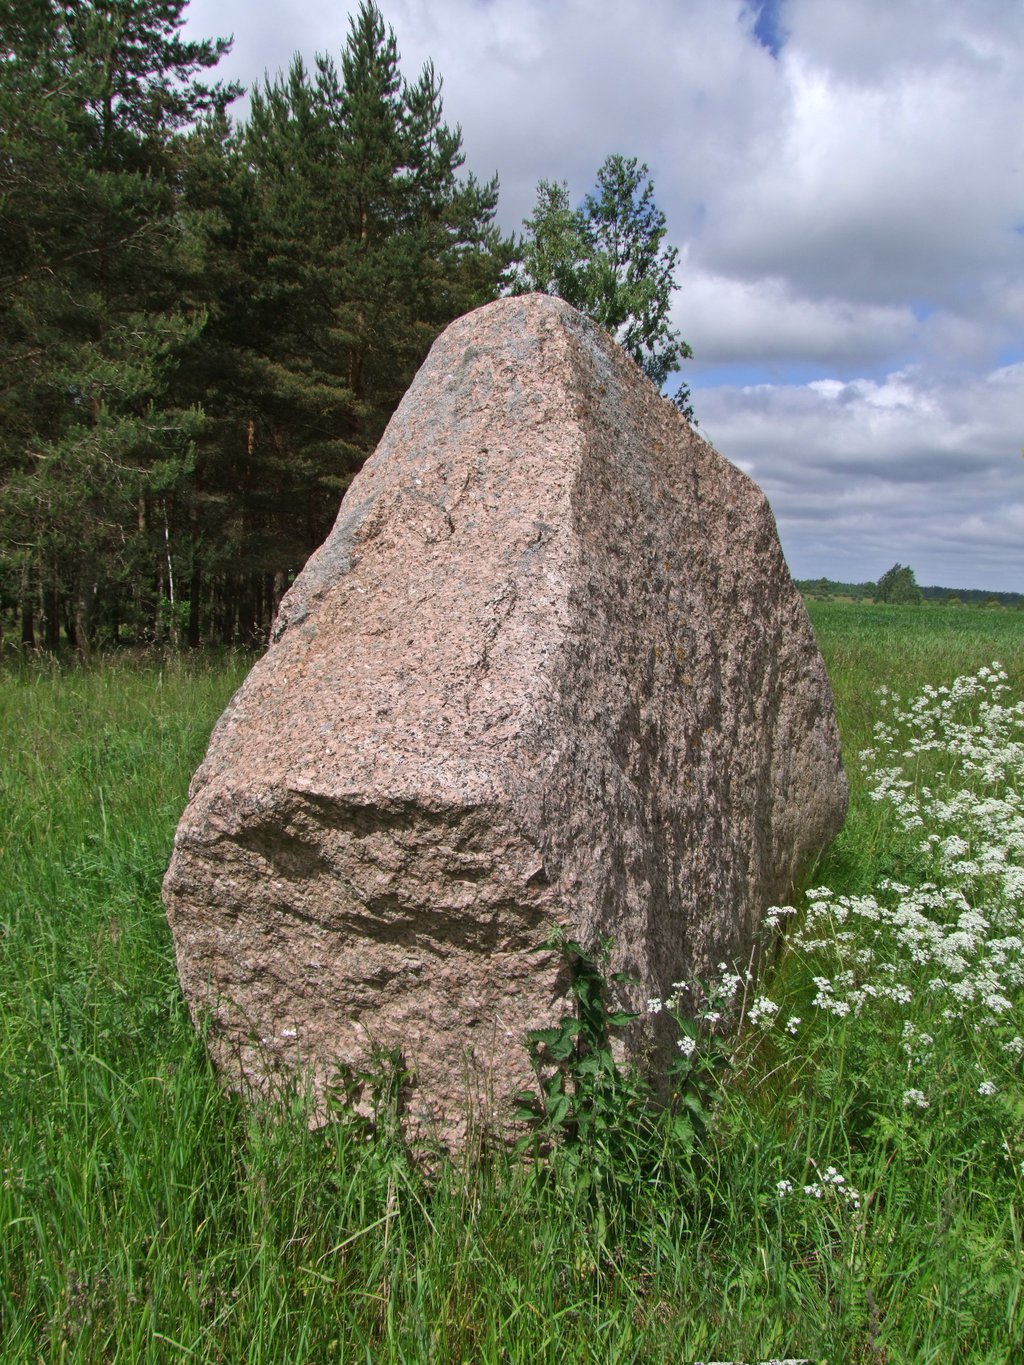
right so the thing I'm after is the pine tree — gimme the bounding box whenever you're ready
[206,0,513,637]
[0,0,239,652]
[1,1,514,651]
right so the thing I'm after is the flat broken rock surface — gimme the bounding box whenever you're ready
[163,293,847,1146]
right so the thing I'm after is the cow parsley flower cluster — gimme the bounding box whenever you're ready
[776,1164,862,1213]
[746,995,781,1028]
[647,962,752,1028]
[767,665,1024,1054]
[757,665,1022,1250]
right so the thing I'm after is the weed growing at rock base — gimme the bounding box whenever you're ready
[512,931,725,1248]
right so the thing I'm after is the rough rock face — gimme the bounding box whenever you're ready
[163,293,847,1145]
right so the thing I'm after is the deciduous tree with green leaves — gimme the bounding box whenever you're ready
[512,154,693,411]
[875,563,923,605]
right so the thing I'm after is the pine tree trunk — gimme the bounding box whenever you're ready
[219,578,236,646]
[72,599,92,661]
[273,569,287,615]
[72,567,95,660]
[187,567,202,648]
[43,587,61,651]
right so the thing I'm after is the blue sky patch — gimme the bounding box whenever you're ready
[685,358,894,391]
[752,0,787,58]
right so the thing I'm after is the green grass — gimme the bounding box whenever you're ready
[808,599,1024,742]
[1,605,1022,1363]
[807,601,1024,896]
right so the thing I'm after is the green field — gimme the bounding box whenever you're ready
[1,602,1022,1363]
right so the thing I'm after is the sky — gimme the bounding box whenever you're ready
[183,0,1023,592]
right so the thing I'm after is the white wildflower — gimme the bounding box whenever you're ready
[747,995,780,1027]
[903,1088,930,1109]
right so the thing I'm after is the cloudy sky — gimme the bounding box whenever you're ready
[183,0,1023,591]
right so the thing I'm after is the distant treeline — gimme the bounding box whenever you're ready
[1,2,513,655]
[798,579,1024,608]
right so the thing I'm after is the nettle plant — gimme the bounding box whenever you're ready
[514,929,734,1235]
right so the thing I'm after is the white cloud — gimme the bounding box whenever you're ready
[698,363,1024,589]
[783,0,1024,82]
[697,41,1024,308]
[677,269,918,367]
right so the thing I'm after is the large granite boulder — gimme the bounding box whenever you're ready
[163,294,847,1145]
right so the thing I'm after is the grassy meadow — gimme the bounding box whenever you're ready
[1,601,1022,1363]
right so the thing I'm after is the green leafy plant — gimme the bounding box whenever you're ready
[514,930,728,1244]
[514,931,637,1136]
[511,154,693,400]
